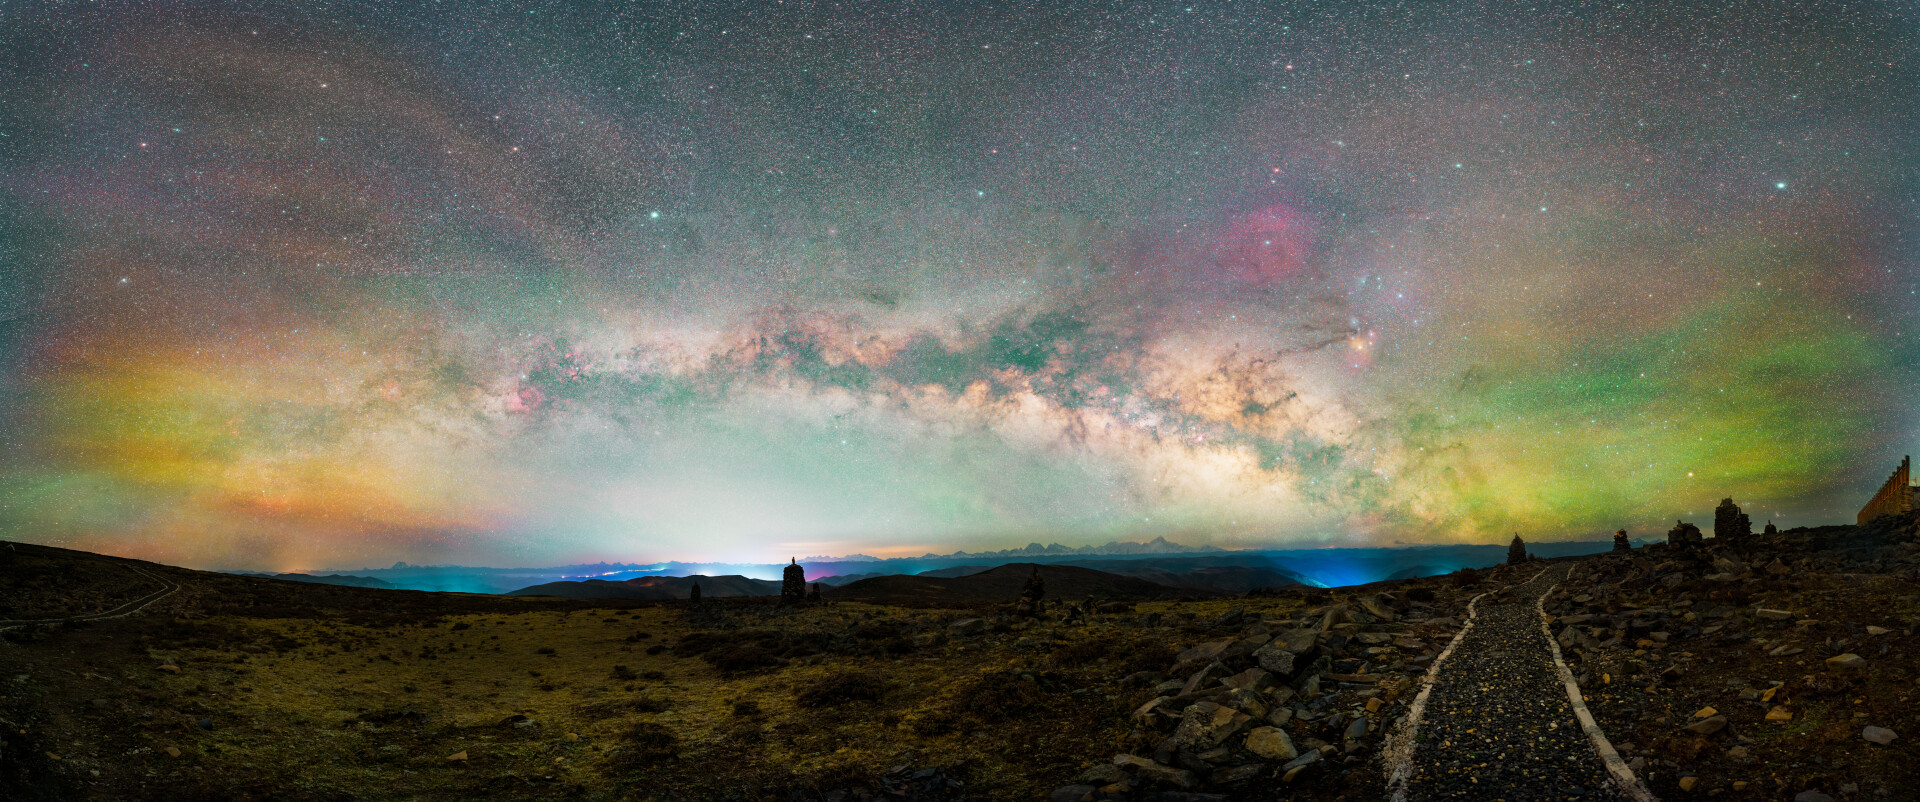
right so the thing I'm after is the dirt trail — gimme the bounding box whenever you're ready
[0,563,180,632]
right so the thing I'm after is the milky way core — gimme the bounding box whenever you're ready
[3,1,1916,569]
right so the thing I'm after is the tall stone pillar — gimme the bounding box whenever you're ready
[780,559,807,606]
[1713,498,1751,541]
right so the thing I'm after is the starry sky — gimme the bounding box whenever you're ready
[2,1,1916,571]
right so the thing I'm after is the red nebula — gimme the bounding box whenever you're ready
[1210,203,1313,285]
[506,384,546,414]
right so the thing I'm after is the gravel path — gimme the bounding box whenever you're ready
[1400,564,1632,801]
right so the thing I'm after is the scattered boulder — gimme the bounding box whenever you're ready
[1272,628,1318,654]
[1220,667,1273,693]
[1356,596,1396,622]
[1221,689,1268,718]
[1114,754,1198,789]
[1862,726,1898,746]
[1172,702,1252,750]
[1210,606,1247,629]
[1244,726,1298,761]
[1824,653,1866,671]
[1181,662,1234,696]
[1134,697,1175,723]
[1683,715,1728,735]
[948,619,987,636]
[1314,605,1351,632]
[1280,749,1320,774]
[1176,640,1234,668]
[1252,643,1299,677]
[1049,785,1097,802]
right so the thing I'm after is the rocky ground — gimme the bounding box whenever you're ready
[9,516,1919,801]
[1063,571,1511,801]
[1,539,1510,801]
[1546,512,1920,801]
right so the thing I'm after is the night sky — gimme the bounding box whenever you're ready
[2,1,1916,571]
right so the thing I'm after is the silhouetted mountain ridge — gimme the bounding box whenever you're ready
[231,572,395,589]
[507,575,780,599]
[825,563,1217,606]
[915,536,1222,560]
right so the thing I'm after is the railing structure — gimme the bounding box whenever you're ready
[1858,456,1915,525]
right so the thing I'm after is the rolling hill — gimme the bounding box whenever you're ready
[505,574,780,599]
[824,562,1220,606]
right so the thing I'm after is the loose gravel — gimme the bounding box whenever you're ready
[1404,564,1629,801]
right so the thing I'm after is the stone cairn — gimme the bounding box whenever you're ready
[1613,529,1631,553]
[780,558,807,607]
[807,582,823,604]
[1018,566,1046,616]
[1667,520,1704,549]
[1713,497,1752,541]
[1507,534,1528,565]
[689,581,702,604]
[1764,520,1778,535]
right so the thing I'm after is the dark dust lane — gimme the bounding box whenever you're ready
[1405,564,1627,801]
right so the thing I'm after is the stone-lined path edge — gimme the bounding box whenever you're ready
[1379,570,1526,802]
[1382,566,1660,802]
[1537,579,1658,802]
